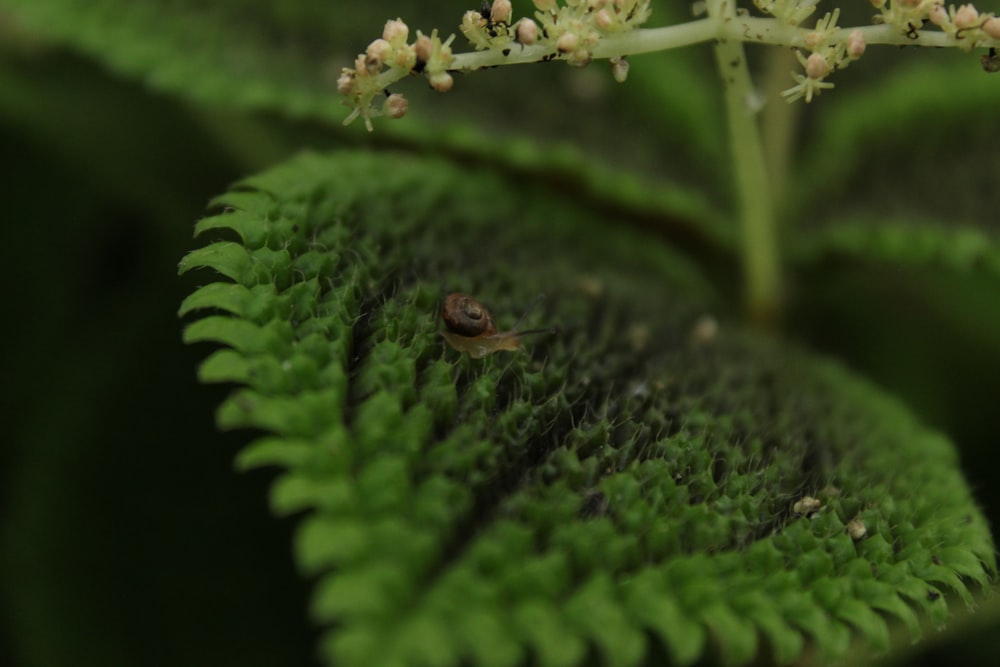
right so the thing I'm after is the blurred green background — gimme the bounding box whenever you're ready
[2,2,999,666]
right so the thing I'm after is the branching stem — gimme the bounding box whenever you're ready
[355,5,999,323]
[423,20,994,78]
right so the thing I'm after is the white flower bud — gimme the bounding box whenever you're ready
[462,10,490,49]
[414,34,433,64]
[429,71,454,92]
[985,17,1000,39]
[393,44,416,70]
[805,53,830,79]
[610,56,629,83]
[928,5,949,26]
[846,30,866,59]
[557,32,580,53]
[516,18,539,45]
[383,93,409,119]
[463,8,484,27]
[569,48,593,67]
[383,18,409,43]
[594,9,614,30]
[366,38,392,70]
[336,70,355,94]
[954,4,979,30]
[534,0,557,11]
[491,0,513,24]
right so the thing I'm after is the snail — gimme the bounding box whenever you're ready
[440,292,557,358]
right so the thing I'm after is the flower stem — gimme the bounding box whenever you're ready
[707,0,781,325]
[436,19,995,78]
[761,48,799,207]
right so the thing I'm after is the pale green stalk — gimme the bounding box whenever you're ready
[433,20,988,78]
[707,0,781,323]
[761,48,799,207]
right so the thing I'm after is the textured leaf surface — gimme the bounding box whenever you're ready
[180,151,994,666]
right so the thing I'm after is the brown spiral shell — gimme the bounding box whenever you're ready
[441,292,497,337]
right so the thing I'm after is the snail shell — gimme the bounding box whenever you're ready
[441,293,497,337]
[440,291,555,358]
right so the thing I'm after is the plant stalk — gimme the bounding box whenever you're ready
[707,0,781,324]
[760,48,799,207]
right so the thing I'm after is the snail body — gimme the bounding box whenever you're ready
[440,292,555,358]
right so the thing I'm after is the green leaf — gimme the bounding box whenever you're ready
[181,316,274,354]
[624,574,707,665]
[788,221,1000,278]
[793,56,1000,224]
[787,56,1000,276]
[235,436,316,471]
[178,242,255,283]
[178,283,256,318]
[180,151,995,667]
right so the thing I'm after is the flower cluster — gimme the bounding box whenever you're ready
[752,1,1000,103]
[460,0,519,50]
[341,2,652,130]
[338,19,455,131]
[926,3,1000,48]
[338,1,1000,128]
[461,0,652,65]
[531,0,652,66]
[780,10,866,103]
[753,0,822,26]
[872,1,1000,48]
